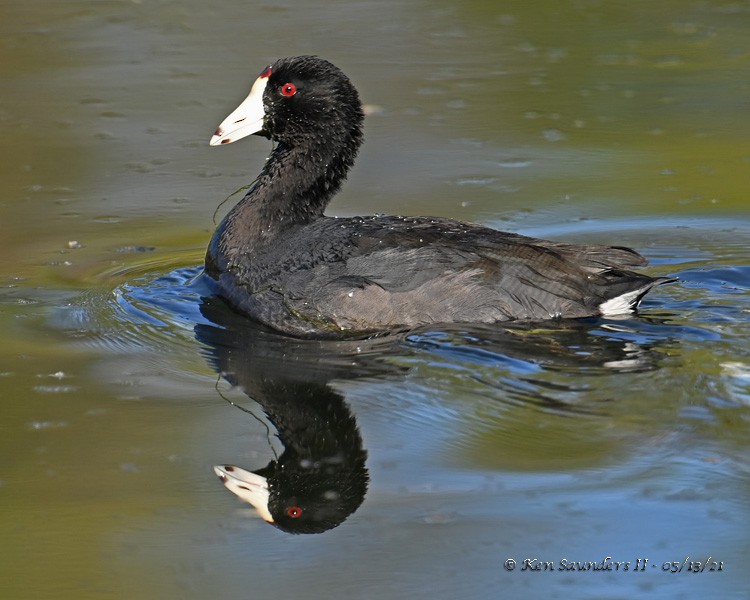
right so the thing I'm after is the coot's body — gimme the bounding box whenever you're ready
[206,56,672,338]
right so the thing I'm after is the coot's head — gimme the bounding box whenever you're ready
[210,55,364,151]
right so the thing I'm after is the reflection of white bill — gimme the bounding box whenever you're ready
[214,464,273,523]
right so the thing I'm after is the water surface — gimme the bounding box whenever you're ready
[1,1,748,599]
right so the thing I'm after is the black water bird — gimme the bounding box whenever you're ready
[206,55,673,338]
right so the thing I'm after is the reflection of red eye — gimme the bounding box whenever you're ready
[286,506,303,518]
[280,83,297,97]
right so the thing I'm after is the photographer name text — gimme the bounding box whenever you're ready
[503,556,724,573]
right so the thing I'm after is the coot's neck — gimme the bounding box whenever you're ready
[246,139,344,228]
[210,123,361,262]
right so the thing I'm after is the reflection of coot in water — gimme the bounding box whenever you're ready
[196,298,390,534]
[205,55,674,338]
[214,381,367,534]
[197,297,671,532]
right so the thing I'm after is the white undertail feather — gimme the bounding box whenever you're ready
[598,287,649,316]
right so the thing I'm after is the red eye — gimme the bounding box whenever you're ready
[280,83,297,97]
[286,506,303,518]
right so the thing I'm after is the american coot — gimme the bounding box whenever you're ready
[207,56,673,338]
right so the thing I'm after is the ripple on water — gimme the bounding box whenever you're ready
[50,221,749,465]
[114,266,210,329]
[386,231,748,470]
[53,260,211,356]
